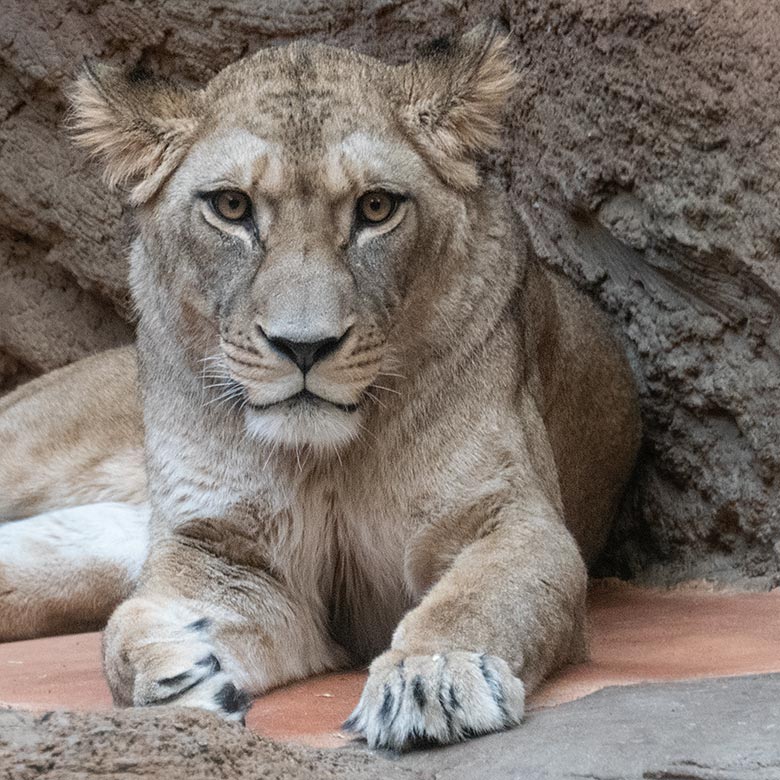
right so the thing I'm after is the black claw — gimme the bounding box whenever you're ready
[412,675,426,709]
[158,670,192,687]
[187,618,212,633]
[479,656,510,724]
[196,654,221,674]
[479,656,501,700]
[159,654,219,689]
[435,655,454,737]
[438,686,454,737]
[215,682,251,716]
[379,684,394,723]
[342,713,359,732]
[152,675,205,705]
[388,673,407,731]
[448,683,460,711]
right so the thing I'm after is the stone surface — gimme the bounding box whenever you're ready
[1,674,778,779]
[399,673,780,780]
[1,0,778,582]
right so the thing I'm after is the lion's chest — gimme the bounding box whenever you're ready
[271,480,412,662]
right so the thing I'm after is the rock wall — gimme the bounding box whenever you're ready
[1,0,778,584]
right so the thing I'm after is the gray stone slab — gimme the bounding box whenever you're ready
[397,674,780,780]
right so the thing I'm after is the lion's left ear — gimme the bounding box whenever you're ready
[69,62,202,205]
[399,22,518,190]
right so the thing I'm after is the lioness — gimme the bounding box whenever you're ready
[0,24,641,749]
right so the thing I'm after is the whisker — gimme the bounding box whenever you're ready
[432,302,460,340]
[202,386,245,408]
[203,396,242,410]
[355,420,378,446]
[371,384,402,396]
[363,390,387,409]
[326,414,353,452]
[224,355,268,369]
[228,389,249,415]
[262,439,280,471]
[333,439,343,467]
[198,352,229,388]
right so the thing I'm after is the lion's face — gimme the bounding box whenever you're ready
[71,27,516,450]
[151,59,455,450]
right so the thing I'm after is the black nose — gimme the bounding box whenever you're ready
[265,333,345,373]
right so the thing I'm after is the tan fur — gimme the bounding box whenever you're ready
[0,347,145,520]
[69,63,201,205]
[401,27,519,189]
[0,349,147,640]
[0,25,641,748]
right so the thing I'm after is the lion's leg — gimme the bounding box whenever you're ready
[103,537,348,722]
[0,502,149,641]
[345,509,587,750]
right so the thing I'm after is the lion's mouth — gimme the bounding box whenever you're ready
[246,388,360,414]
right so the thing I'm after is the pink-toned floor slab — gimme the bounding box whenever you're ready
[1,580,778,748]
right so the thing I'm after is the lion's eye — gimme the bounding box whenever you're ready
[357,191,397,225]
[212,191,251,222]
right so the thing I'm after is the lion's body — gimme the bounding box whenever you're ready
[0,27,640,749]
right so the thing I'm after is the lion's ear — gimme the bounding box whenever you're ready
[69,62,201,205]
[400,22,518,190]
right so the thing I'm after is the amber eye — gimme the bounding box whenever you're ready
[212,190,251,222]
[357,191,398,225]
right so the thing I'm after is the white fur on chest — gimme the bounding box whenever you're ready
[149,425,411,654]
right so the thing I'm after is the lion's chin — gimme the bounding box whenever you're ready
[242,393,362,452]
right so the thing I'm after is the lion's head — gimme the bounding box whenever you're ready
[70,24,517,451]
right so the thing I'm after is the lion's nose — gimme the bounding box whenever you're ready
[262,329,347,373]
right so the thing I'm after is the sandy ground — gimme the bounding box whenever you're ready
[0,708,426,780]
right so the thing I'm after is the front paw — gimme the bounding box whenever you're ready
[103,599,251,723]
[344,650,525,750]
[134,647,250,723]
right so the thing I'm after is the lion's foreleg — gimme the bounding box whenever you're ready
[103,534,347,721]
[345,509,587,749]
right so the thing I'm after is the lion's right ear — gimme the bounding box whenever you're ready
[399,23,518,190]
[69,62,201,205]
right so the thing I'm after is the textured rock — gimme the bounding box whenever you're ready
[0,708,427,780]
[2,674,778,779]
[0,0,777,582]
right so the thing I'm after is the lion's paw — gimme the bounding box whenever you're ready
[133,644,250,722]
[343,650,524,750]
[105,604,251,723]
